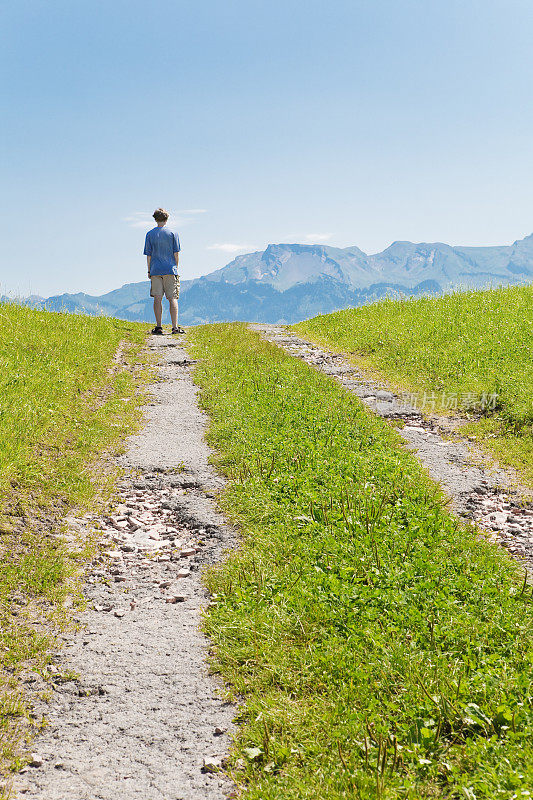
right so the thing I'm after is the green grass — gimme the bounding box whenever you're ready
[0,302,148,789]
[189,322,533,800]
[293,285,533,487]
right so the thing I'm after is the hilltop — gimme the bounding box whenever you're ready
[19,233,533,324]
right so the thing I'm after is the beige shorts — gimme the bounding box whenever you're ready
[150,274,180,300]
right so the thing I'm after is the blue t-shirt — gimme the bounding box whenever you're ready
[143,226,180,276]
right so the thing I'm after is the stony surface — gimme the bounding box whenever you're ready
[253,324,533,574]
[14,335,237,800]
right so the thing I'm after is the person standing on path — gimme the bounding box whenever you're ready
[144,208,185,334]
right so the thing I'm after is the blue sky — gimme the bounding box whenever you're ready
[1,0,533,297]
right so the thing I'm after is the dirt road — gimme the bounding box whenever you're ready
[14,336,236,800]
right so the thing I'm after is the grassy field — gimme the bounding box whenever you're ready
[294,285,533,487]
[0,302,147,786]
[190,323,533,800]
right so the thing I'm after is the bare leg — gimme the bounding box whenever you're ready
[153,297,163,327]
[169,298,178,329]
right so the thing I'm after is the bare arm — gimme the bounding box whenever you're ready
[147,255,151,277]
[174,252,179,269]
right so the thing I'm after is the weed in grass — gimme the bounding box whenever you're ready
[294,285,533,487]
[189,322,533,800]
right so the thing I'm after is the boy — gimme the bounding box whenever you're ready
[143,208,184,334]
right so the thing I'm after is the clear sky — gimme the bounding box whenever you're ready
[1,0,533,298]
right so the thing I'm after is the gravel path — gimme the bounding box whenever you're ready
[13,323,533,799]
[253,324,533,573]
[14,336,236,800]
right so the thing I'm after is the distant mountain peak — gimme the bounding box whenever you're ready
[512,232,533,246]
[15,232,533,326]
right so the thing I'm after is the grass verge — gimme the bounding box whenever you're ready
[293,286,533,488]
[0,302,149,789]
[189,322,533,800]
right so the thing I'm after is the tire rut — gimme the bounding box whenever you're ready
[14,336,237,800]
[252,324,533,575]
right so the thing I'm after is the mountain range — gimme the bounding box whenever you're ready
[16,234,533,324]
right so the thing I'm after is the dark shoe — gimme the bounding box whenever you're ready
[172,326,185,334]
[151,326,164,335]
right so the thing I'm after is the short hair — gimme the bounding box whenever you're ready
[153,208,169,222]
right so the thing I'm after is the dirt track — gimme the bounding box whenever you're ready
[253,324,533,573]
[14,323,533,799]
[14,335,236,800]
